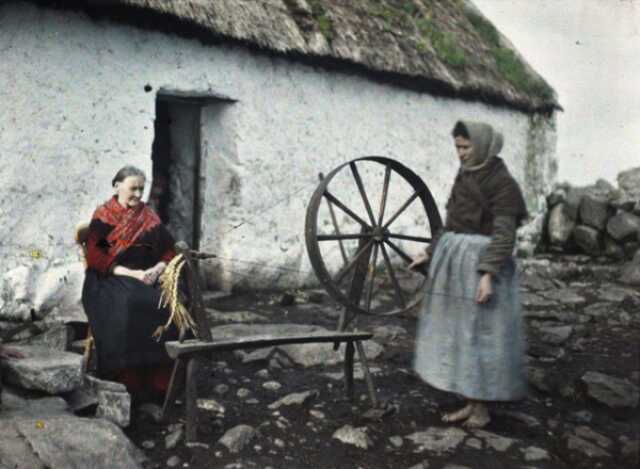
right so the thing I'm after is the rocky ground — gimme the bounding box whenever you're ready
[121,254,639,469]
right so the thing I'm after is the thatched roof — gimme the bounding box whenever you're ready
[31,0,560,112]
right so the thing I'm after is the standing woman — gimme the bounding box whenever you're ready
[410,120,528,428]
[82,165,177,402]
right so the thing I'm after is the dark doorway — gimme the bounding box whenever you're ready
[150,96,202,250]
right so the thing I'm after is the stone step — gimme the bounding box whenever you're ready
[1,345,83,394]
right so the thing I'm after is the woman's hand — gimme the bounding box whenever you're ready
[143,262,167,285]
[409,252,431,271]
[475,272,494,304]
[112,265,147,283]
[113,263,166,285]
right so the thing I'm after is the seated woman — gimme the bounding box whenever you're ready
[82,165,178,402]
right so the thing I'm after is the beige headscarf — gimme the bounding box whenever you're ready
[452,120,504,172]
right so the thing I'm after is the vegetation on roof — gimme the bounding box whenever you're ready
[465,9,554,100]
[34,0,558,112]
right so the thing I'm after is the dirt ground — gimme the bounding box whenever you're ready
[128,255,639,469]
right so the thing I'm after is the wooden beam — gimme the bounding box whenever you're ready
[165,332,373,359]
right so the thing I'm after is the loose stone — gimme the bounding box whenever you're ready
[165,424,184,450]
[405,427,467,454]
[332,424,372,449]
[262,381,282,391]
[218,425,256,453]
[521,446,550,461]
[566,435,611,458]
[581,371,639,409]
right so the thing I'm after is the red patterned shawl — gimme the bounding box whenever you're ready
[93,196,161,260]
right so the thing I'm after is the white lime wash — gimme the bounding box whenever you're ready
[0,2,557,323]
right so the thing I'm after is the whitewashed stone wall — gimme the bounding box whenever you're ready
[0,2,557,321]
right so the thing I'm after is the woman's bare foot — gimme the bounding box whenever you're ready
[442,402,474,423]
[463,403,490,428]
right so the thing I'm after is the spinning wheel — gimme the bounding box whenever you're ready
[305,157,443,316]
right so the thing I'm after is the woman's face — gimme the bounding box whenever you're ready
[454,136,474,167]
[115,176,145,208]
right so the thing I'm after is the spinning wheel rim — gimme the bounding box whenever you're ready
[305,156,443,316]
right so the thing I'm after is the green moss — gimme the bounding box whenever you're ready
[316,15,334,41]
[371,2,413,29]
[307,0,334,42]
[402,2,418,17]
[416,18,466,67]
[464,9,553,99]
[465,11,500,47]
[493,48,553,99]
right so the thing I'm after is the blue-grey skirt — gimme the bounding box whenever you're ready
[414,232,526,401]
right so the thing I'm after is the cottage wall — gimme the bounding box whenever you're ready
[0,2,556,322]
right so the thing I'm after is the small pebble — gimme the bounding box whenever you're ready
[569,410,593,424]
[141,440,155,449]
[166,455,181,468]
[256,369,270,379]
[262,381,282,391]
[237,388,251,398]
[214,384,229,395]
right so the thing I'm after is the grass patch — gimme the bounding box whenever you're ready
[465,10,500,47]
[493,48,554,99]
[465,9,553,99]
[308,0,334,42]
[416,18,466,67]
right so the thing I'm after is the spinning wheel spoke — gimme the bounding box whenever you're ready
[378,165,391,226]
[386,233,431,243]
[364,243,380,313]
[334,238,375,286]
[317,233,372,241]
[325,198,349,265]
[382,190,422,229]
[383,239,413,264]
[324,190,371,229]
[379,243,406,309]
[350,162,377,226]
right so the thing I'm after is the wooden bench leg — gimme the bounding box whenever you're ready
[185,357,200,444]
[162,359,186,421]
[355,340,378,408]
[344,341,355,401]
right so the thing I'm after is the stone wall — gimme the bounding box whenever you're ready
[0,2,557,325]
[543,167,640,285]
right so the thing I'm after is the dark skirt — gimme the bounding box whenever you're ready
[82,271,178,377]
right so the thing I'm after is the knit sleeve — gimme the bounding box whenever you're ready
[85,219,115,274]
[487,174,528,225]
[477,215,517,275]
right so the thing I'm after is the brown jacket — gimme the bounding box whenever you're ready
[432,157,528,274]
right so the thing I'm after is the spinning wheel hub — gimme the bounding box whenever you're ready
[371,226,386,242]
